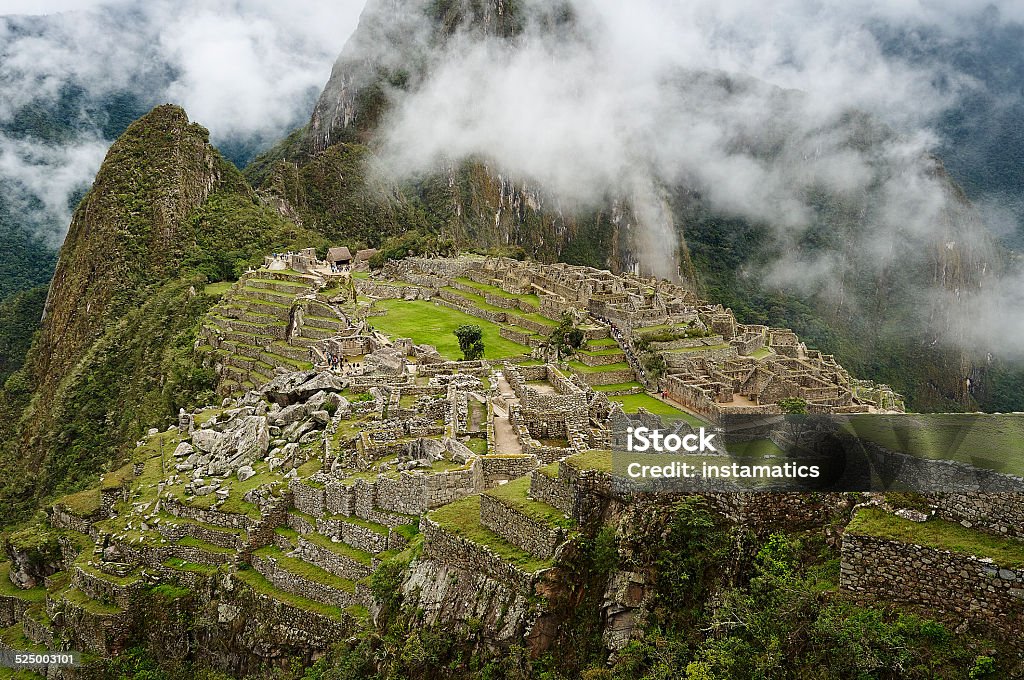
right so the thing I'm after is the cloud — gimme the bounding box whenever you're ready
[0,0,365,243]
[369,0,1024,355]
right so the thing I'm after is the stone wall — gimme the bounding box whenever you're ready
[74,566,145,610]
[841,532,1024,626]
[479,495,565,560]
[296,536,373,581]
[529,470,573,516]
[290,479,326,517]
[925,493,1024,539]
[315,517,389,553]
[420,518,539,595]
[252,553,364,609]
[477,455,539,486]
[572,366,636,387]
[162,498,255,532]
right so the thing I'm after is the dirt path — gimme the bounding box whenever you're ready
[492,373,524,455]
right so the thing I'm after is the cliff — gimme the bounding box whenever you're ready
[0,105,326,518]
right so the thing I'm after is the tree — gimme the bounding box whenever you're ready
[454,324,484,360]
[778,397,808,414]
[550,312,585,358]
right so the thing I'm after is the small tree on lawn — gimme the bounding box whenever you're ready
[454,324,485,360]
[778,397,808,415]
[550,312,585,359]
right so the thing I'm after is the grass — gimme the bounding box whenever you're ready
[749,347,774,359]
[203,281,234,296]
[847,507,1024,568]
[453,277,540,307]
[162,558,218,576]
[57,487,102,516]
[727,439,787,456]
[464,437,488,455]
[442,287,556,328]
[485,476,572,529]
[176,536,235,555]
[62,588,122,615]
[338,515,390,537]
[100,462,136,491]
[234,568,345,620]
[610,393,706,427]
[566,360,632,374]
[844,414,1024,477]
[0,563,46,603]
[371,299,530,360]
[429,496,552,572]
[150,584,192,600]
[593,381,644,392]
[663,343,732,353]
[0,623,46,653]
[254,545,357,592]
[537,462,560,478]
[577,347,625,357]
[301,532,374,566]
[565,450,612,473]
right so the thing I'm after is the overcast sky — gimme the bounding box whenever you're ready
[0,0,365,246]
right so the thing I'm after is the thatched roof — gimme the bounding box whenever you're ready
[328,246,352,262]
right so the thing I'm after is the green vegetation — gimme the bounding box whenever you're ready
[484,476,572,529]
[370,299,529,360]
[593,381,644,392]
[301,531,374,566]
[565,449,612,473]
[233,567,345,621]
[0,286,46,386]
[847,507,1024,568]
[254,545,357,592]
[56,487,102,516]
[453,277,540,307]
[454,324,484,360]
[0,563,46,603]
[778,397,809,414]
[565,360,632,374]
[845,413,1024,477]
[429,495,552,572]
[548,312,585,358]
[609,393,706,427]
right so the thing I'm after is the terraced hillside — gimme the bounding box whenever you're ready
[197,270,342,395]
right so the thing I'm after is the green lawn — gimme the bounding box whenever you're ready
[566,360,632,374]
[610,393,706,427]
[454,277,540,308]
[593,381,644,392]
[578,347,625,357]
[203,281,234,297]
[371,300,530,360]
[844,413,1024,477]
[443,287,556,328]
[727,439,786,456]
[565,450,612,473]
[847,507,1024,568]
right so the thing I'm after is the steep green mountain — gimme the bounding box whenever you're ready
[0,104,327,520]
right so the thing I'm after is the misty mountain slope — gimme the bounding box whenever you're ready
[0,104,327,520]
[247,0,1012,411]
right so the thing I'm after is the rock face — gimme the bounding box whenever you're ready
[402,559,538,643]
[33,105,225,394]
